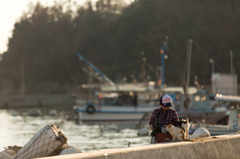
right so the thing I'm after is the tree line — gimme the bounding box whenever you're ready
[1,0,240,95]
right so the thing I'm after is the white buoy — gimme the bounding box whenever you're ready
[137,127,150,136]
[59,145,82,155]
[28,109,42,116]
[190,127,211,139]
[49,109,58,116]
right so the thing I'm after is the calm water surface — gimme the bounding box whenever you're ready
[0,109,150,152]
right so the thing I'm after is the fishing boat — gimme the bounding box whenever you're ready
[176,89,233,125]
[73,53,160,124]
[73,83,160,124]
[189,106,240,136]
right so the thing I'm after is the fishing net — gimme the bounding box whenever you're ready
[13,123,67,159]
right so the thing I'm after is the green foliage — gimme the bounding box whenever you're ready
[1,0,240,94]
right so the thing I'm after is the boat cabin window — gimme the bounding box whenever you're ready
[194,95,206,101]
[103,96,118,105]
[194,95,200,101]
[201,96,206,101]
[102,92,135,106]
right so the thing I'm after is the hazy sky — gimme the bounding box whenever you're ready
[0,0,53,53]
[0,0,131,53]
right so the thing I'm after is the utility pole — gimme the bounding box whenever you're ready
[186,39,192,94]
[142,57,146,83]
[230,50,233,75]
[156,67,161,85]
[209,58,215,74]
[183,39,192,117]
[230,50,237,95]
[88,66,93,84]
[21,64,25,96]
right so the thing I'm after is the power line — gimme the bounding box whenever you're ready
[99,61,141,70]
[166,47,185,66]
[192,40,227,73]
[166,47,201,84]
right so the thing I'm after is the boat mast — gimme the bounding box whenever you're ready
[160,36,168,88]
[183,39,192,117]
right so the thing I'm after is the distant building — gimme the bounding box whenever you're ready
[211,73,238,95]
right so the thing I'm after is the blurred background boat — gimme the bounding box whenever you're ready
[73,83,160,124]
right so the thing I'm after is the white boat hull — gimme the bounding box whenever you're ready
[75,105,157,123]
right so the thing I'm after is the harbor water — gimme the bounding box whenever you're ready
[0,108,150,153]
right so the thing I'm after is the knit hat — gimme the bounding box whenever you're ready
[159,95,173,107]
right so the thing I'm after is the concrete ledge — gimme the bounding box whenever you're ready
[37,133,240,159]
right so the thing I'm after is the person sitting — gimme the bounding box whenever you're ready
[149,94,179,143]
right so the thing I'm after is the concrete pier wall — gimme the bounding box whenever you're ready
[37,133,240,159]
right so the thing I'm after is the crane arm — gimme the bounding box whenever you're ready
[76,53,116,86]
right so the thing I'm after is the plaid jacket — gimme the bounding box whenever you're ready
[149,107,179,128]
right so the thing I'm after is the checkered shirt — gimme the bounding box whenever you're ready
[149,107,179,127]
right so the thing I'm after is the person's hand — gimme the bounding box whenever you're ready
[149,125,153,130]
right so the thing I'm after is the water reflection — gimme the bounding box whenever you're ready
[0,109,150,152]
